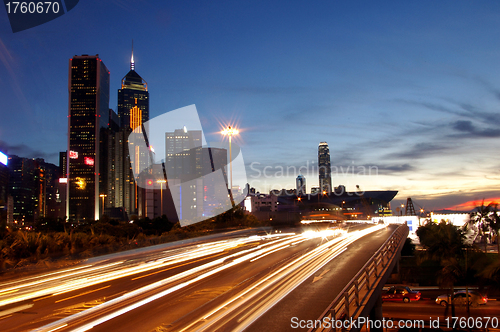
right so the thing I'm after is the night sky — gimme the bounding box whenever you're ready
[1,1,500,211]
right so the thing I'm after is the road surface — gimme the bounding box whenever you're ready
[0,224,397,331]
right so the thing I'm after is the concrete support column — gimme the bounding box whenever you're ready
[368,296,383,332]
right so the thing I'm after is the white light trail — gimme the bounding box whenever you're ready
[26,225,385,332]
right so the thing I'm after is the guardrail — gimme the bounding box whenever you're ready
[309,224,409,332]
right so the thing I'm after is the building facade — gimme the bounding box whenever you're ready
[67,55,110,222]
[117,48,149,131]
[0,150,9,228]
[318,142,332,193]
[296,174,306,195]
[7,156,59,225]
[104,49,150,219]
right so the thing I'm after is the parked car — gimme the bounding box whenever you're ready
[382,285,421,303]
[435,290,488,307]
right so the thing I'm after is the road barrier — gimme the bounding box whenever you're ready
[309,224,409,332]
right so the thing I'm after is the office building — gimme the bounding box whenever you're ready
[201,147,228,217]
[67,55,110,222]
[8,156,37,224]
[7,156,59,224]
[165,127,202,178]
[0,150,8,227]
[117,46,149,130]
[162,128,230,223]
[318,142,332,193]
[59,151,67,178]
[296,174,306,195]
[103,48,150,219]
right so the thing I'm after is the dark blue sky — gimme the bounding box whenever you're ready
[2,0,500,210]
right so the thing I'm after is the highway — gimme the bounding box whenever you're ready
[0,224,396,331]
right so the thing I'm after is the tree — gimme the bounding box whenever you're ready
[467,200,494,253]
[489,205,500,257]
[401,237,415,256]
[416,220,467,316]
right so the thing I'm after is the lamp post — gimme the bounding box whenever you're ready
[221,126,239,205]
[157,179,166,217]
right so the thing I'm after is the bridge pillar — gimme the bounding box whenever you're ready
[368,296,383,332]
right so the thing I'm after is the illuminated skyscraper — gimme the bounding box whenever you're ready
[318,142,332,193]
[117,45,149,130]
[67,55,110,222]
[107,46,149,217]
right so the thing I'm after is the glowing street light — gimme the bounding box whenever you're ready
[221,126,239,205]
[157,179,167,216]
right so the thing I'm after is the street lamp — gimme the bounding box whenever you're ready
[221,126,239,205]
[157,179,166,217]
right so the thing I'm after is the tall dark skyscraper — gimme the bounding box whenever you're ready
[106,47,150,218]
[318,142,332,193]
[117,46,149,130]
[67,55,110,222]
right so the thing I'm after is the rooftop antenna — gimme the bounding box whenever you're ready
[130,40,135,71]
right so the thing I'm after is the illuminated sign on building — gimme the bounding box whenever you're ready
[59,178,68,184]
[69,151,78,159]
[84,157,94,166]
[0,151,7,166]
[75,177,86,190]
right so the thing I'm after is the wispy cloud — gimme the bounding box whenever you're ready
[383,142,450,160]
[450,120,500,138]
[0,140,59,162]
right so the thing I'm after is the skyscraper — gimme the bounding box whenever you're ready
[108,46,150,218]
[117,45,149,130]
[165,127,202,178]
[164,128,229,223]
[8,156,59,224]
[296,174,306,195]
[0,150,8,227]
[318,142,332,194]
[67,55,110,222]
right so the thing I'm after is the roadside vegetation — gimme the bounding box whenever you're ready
[396,203,500,307]
[0,206,265,275]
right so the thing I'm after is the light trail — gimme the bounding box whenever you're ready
[191,225,385,331]
[0,234,289,308]
[14,225,385,332]
[31,233,302,331]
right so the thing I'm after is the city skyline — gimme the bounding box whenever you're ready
[2,1,500,210]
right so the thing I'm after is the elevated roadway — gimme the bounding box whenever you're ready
[0,224,406,331]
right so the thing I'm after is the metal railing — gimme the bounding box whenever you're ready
[310,224,409,332]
